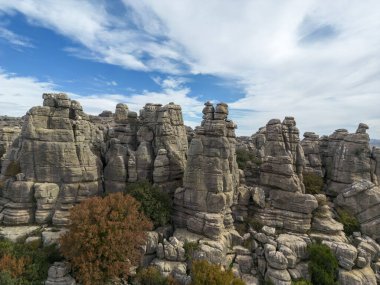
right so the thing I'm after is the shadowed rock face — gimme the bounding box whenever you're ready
[173,102,240,239]
[301,132,323,176]
[0,94,190,225]
[0,93,104,225]
[324,124,372,196]
[103,102,188,194]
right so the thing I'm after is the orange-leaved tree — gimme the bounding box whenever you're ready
[59,192,153,285]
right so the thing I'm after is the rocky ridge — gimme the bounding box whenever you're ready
[0,94,379,285]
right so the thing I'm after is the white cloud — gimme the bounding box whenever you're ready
[0,69,203,128]
[0,1,379,137]
[0,26,33,48]
[0,69,56,115]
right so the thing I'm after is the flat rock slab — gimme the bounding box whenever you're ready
[0,225,40,242]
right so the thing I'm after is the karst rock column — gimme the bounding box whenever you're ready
[0,93,103,225]
[173,102,239,240]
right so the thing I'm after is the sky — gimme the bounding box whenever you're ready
[0,0,379,138]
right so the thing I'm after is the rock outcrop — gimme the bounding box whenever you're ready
[235,117,318,234]
[0,93,104,225]
[173,102,239,240]
[323,125,372,196]
[301,132,323,176]
[335,180,380,242]
[103,102,188,194]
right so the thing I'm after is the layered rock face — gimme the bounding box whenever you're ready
[325,124,373,196]
[335,180,380,242]
[0,94,104,225]
[301,132,323,176]
[103,102,188,193]
[236,117,318,234]
[173,102,239,240]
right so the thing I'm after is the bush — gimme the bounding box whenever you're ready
[0,238,62,284]
[236,149,258,169]
[133,266,179,285]
[308,243,338,285]
[184,241,200,260]
[191,260,245,285]
[336,207,360,236]
[126,181,172,228]
[60,192,153,285]
[303,172,324,194]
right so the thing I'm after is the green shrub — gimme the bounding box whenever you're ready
[336,207,360,236]
[303,172,324,194]
[190,260,245,285]
[0,238,63,284]
[133,266,179,285]
[184,241,200,260]
[236,149,259,169]
[126,181,172,228]
[308,243,338,285]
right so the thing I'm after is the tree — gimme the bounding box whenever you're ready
[308,243,338,285]
[126,181,172,228]
[60,193,153,285]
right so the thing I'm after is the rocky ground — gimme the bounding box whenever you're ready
[0,93,379,285]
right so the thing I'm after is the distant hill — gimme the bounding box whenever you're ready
[370,139,380,148]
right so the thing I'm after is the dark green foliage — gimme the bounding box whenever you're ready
[190,260,246,285]
[303,172,324,194]
[126,181,172,228]
[308,243,338,285]
[246,217,263,231]
[133,267,179,285]
[236,149,260,169]
[336,207,360,236]
[184,241,199,260]
[0,238,63,284]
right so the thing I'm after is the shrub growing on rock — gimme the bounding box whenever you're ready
[236,149,257,169]
[336,207,360,236]
[190,259,245,285]
[60,192,153,285]
[308,243,338,285]
[0,238,62,284]
[133,266,179,285]
[126,181,172,228]
[303,172,324,194]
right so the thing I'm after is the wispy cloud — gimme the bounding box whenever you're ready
[0,68,203,127]
[0,1,379,137]
[0,26,33,49]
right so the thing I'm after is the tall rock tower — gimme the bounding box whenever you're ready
[173,102,239,239]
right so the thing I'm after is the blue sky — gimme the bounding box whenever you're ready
[0,0,379,137]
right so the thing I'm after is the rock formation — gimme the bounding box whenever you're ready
[103,102,188,194]
[325,124,372,196]
[301,132,323,176]
[235,117,318,234]
[0,93,104,225]
[173,102,239,240]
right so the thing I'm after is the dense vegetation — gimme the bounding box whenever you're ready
[236,148,258,169]
[133,266,179,285]
[308,243,338,285]
[336,207,360,236]
[126,181,172,228]
[0,238,62,284]
[60,192,152,285]
[303,172,324,194]
[190,260,245,285]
